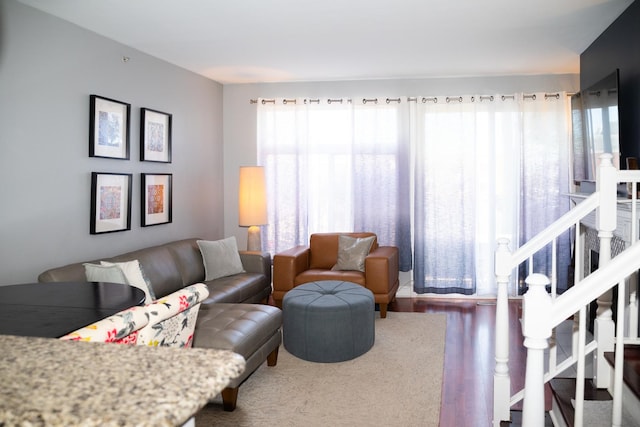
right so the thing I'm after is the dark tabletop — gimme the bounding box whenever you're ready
[0,282,145,338]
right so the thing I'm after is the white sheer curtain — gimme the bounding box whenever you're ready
[257,98,412,270]
[518,94,572,294]
[257,93,571,296]
[411,93,571,296]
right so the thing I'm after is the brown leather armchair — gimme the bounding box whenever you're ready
[272,232,399,318]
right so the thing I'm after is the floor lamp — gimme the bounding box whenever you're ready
[238,166,267,251]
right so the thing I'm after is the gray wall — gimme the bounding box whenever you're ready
[0,0,225,284]
[222,75,580,248]
[0,0,583,283]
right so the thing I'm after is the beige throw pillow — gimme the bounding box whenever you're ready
[84,261,155,304]
[197,237,245,281]
[331,235,375,272]
[101,260,156,303]
[84,263,129,285]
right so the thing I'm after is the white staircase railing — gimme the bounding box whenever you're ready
[522,240,640,426]
[493,154,640,426]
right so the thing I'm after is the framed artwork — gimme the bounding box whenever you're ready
[89,95,131,160]
[90,172,132,234]
[141,173,172,227]
[140,108,172,163]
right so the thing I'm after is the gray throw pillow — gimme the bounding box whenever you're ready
[331,235,375,272]
[197,237,245,281]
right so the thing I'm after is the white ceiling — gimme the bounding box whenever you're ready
[17,0,634,84]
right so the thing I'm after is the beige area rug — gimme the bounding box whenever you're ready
[195,311,446,427]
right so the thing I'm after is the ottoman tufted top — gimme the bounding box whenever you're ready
[283,280,374,311]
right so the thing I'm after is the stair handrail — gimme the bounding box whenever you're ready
[521,242,640,425]
[509,193,599,268]
[492,191,602,426]
[550,242,640,326]
[493,154,619,426]
[503,156,640,426]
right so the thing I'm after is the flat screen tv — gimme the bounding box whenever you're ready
[571,69,621,183]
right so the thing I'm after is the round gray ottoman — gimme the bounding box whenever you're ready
[283,280,375,363]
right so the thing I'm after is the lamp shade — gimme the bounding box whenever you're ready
[238,166,267,226]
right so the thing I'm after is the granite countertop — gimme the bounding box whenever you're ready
[0,334,245,426]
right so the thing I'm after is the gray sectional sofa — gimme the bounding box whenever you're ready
[38,237,282,411]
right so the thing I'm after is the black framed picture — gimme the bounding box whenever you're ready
[90,172,132,234]
[140,108,172,163]
[141,173,172,226]
[89,95,131,160]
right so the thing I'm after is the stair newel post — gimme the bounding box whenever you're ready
[522,273,552,427]
[493,238,512,426]
[594,153,617,389]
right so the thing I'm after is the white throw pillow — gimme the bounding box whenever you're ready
[331,235,376,272]
[84,263,128,284]
[101,260,156,303]
[197,237,245,281]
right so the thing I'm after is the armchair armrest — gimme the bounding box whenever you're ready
[137,283,209,348]
[60,305,149,344]
[273,246,310,301]
[364,246,399,296]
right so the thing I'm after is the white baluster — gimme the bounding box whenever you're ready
[629,279,639,338]
[572,222,584,358]
[612,279,626,427]
[629,180,638,338]
[522,273,552,427]
[493,237,512,426]
[574,305,587,427]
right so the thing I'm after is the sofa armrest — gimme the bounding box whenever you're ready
[137,283,209,348]
[364,246,399,295]
[273,246,310,294]
[239,251,272,282]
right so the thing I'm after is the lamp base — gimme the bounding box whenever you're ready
[246,226,262,251]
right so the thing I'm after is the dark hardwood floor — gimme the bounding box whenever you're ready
[388,297,526,427]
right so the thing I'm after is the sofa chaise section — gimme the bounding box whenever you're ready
[38,237,282,412]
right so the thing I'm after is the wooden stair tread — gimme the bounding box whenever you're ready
[549,377,611,427]
[499,410,553,426]
[604,344,640,401]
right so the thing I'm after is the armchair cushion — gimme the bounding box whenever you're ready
[197,237,245,281]
[332,235,375,272]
